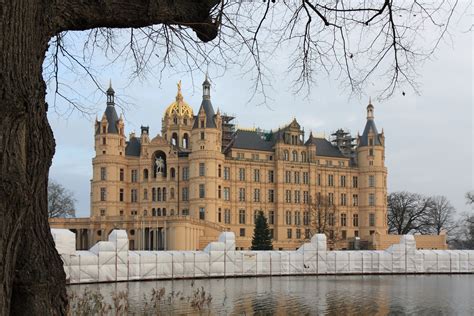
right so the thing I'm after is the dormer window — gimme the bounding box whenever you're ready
[200,120,205,128]
[369,138,374,146]
[102,126,106,133]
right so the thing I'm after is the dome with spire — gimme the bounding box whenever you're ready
[164,80,194,119]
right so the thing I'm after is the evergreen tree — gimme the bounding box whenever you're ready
[251,211,273,250]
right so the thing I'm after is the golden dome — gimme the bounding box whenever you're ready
[164,81,194,118]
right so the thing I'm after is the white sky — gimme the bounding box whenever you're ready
[47,7,473,218]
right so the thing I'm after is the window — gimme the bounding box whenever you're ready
[369,213,376,226]
[100,188,106,201]
[328,174,334,186]
[224,187,230,201]
[328,193,334,205]
[369,193,375,206]
[100,167,107,180]
[200,132,205,140]
[224,209,231,224]
[285,211,292,225]
[369,148,374,156]
[170,188,175,199]
[339,161,345,167]
[283,150,289,161]
[182,167,189,180]
[369,175,375,187]
[239,188,246,201]
[239,168,246,181]
[285,171,291,183]
[340,193,347,206]
[199,163,205,176]
[285,190,291,203]
[305,229,311,239]
[340,175,346,187]
[354,230,359,237]
[294,171,300,184]
[143,189,148,200]
[268,210,275,225]
[317,174,321,186]
[303,211,310,225]
[353,214,359,227]
[100,209,106,216]
[253,189,260,202]
[303,191,309,204]
[268,189,275,203]
[296,229,301,239]
[237,152,245,159]
[301,152,307,162]
[268,170,274,183]
[352,176,358,188]
[157,188,162,201]
[119,188,124,202]
[253,169,260,182]
[120,168,124,181]
[369,161,374,166]
[353,194,359,206]
[131,189,138,203]
[218,185,222,199]
[131,169,138,182]
[162,188,167,201]
[182,187,189,201]
[224,167,230,180]
[294,211,301,226]
[182,209,190,216]
[253,210,258,223]
[170,168,176,178]
[287,229,292,239]
[328,213,335,226]
[199,207,205,220]
[120,210,124,216]
[200,120,205,128]
[369,138,374,146]
[294,190,301,203]
[218,208,222,222]
[252,153,260,160]
[341,230,347,240]
[240,228,246,237]
[239,209,246,224]
[143,169,149,180]
[303,172,309,184]
[292,151,298,162]
[370,230,375,235]
[199,184,205,198]
[341,213,347,226]
[102,137,106,145]
[218,165,222,178]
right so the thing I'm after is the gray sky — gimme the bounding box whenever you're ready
[47,7,473,218]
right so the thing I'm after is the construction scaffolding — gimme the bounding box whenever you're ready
[221,113,236,152]
[331,129,356,159]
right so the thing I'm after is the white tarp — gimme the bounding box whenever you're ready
[51,229,474,284]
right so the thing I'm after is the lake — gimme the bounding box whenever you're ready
[68,275,474,314]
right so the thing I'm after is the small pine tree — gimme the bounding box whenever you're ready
[251,211,273,250]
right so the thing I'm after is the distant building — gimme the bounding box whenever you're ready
[50,77,446,251]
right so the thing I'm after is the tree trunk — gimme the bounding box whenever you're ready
[0,1,67,314]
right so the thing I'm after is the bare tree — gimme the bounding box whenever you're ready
[309,194,340,246]
[421,195,455,235]
[48,180,76,218]
[0,0,461,314]
[466,191,474,205]
[387,192,433,235]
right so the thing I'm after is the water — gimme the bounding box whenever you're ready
[68,275,474,315]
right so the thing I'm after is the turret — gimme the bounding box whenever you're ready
[356,100,387,238]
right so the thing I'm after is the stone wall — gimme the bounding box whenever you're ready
[51,229,474,284]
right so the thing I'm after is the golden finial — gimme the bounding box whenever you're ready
[176,80,183,101]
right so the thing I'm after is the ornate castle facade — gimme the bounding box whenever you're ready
[51,77,396,251]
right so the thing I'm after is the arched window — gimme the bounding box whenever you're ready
[157,188,162,201]
[292,150,298,162]
[170,168,176,178]
[152,188,156,201]
[171,133,178,147]
[183,133,189,149]
[162,188,167,201]
[301,152,307,162]
[143,168,149,180]
[284,150,289,161]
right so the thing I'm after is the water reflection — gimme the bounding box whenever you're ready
[68,275,474,315]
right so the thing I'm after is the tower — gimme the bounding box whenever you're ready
[189,75,224,222]
[161,81,194,149]
[92,82,126,218]
[356,100,387,239]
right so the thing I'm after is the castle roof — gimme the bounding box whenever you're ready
[306,137,346,158]
[231,129,275,152]
[164,81,194,118]
[125,137,141,156]
[104,105,119,134]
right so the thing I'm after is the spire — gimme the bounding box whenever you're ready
[176,80,183,102]
[203,74,211,100]
[367,98,374,120]
[107,80,115,106]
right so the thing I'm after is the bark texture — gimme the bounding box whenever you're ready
[0,0,219,314]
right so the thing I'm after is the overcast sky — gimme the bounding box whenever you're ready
[47,7,472,218]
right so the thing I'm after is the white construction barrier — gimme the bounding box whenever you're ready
[51,229,474,284]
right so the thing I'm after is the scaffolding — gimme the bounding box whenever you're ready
[331,129,356,159]
[221,113,236,151]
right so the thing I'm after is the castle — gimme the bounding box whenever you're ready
[49,77,446,251]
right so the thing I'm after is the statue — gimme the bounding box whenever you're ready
[155,156,165,176]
